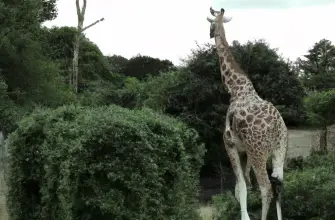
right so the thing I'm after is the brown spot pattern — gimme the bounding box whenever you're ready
[246,115,254,123]
[254,119,262,125]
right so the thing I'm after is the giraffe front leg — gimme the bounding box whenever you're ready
[223,131,250,220]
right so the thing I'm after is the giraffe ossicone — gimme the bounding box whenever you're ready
[207,6,288,220]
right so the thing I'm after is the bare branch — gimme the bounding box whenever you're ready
[81,18,105,32]
[76,0,81,23]
[81,0,87,22]
[76,0,87,28]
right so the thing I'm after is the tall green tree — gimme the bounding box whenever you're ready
[297,39,335,91]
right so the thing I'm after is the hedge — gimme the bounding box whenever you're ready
[7,104,205,220]
[212,153,335,220]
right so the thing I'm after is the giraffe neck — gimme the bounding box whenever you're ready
[214,31,258,101]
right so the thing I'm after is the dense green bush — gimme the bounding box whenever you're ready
[212,153,335,220]
[7,105,205,220]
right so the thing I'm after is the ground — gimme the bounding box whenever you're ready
[0,172,8,220]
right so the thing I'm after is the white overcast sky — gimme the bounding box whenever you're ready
[43,0,335,65]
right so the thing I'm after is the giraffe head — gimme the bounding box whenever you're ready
[207,7,232,38]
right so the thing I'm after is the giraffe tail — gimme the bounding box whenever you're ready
[269,176,283,202]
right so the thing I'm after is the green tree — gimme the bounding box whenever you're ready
[0,0,75,134]
[106,54,129,74]
[297,39,335,91]
[304,89,335,151]
[123,54,176,79]
[40,0,58,22]
[0,0,69,177]
[40,26,114,88]
[1,0,58,24]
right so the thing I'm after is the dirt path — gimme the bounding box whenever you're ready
[0,172,8,220]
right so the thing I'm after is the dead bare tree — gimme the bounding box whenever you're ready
[71,0,105,93]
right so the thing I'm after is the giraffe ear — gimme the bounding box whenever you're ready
[223,15,232,23]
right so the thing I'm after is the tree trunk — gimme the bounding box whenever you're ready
[73,34,80,93]
[72,0,86,93]
[71,0,104,93]
[319,126,328,152]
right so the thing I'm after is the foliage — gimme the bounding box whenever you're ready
[1,0,58,25]
[304,89,335,127]
[7,105,205,220]
[102,69,229,173]
[0,78,21,135]
[39,0,58,22]
[0,0,76,107]
[297,39,335,91]
[106,55,129,74]
[212,153,335,220]
[107,54,176,79]
[39,26,115,88]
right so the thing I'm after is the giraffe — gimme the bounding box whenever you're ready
[206,7,288,220]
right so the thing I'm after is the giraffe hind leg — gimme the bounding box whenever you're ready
[223,131,250,220]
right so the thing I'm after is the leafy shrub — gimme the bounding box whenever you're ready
[7,104,205,220]
[212,153,335,220]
